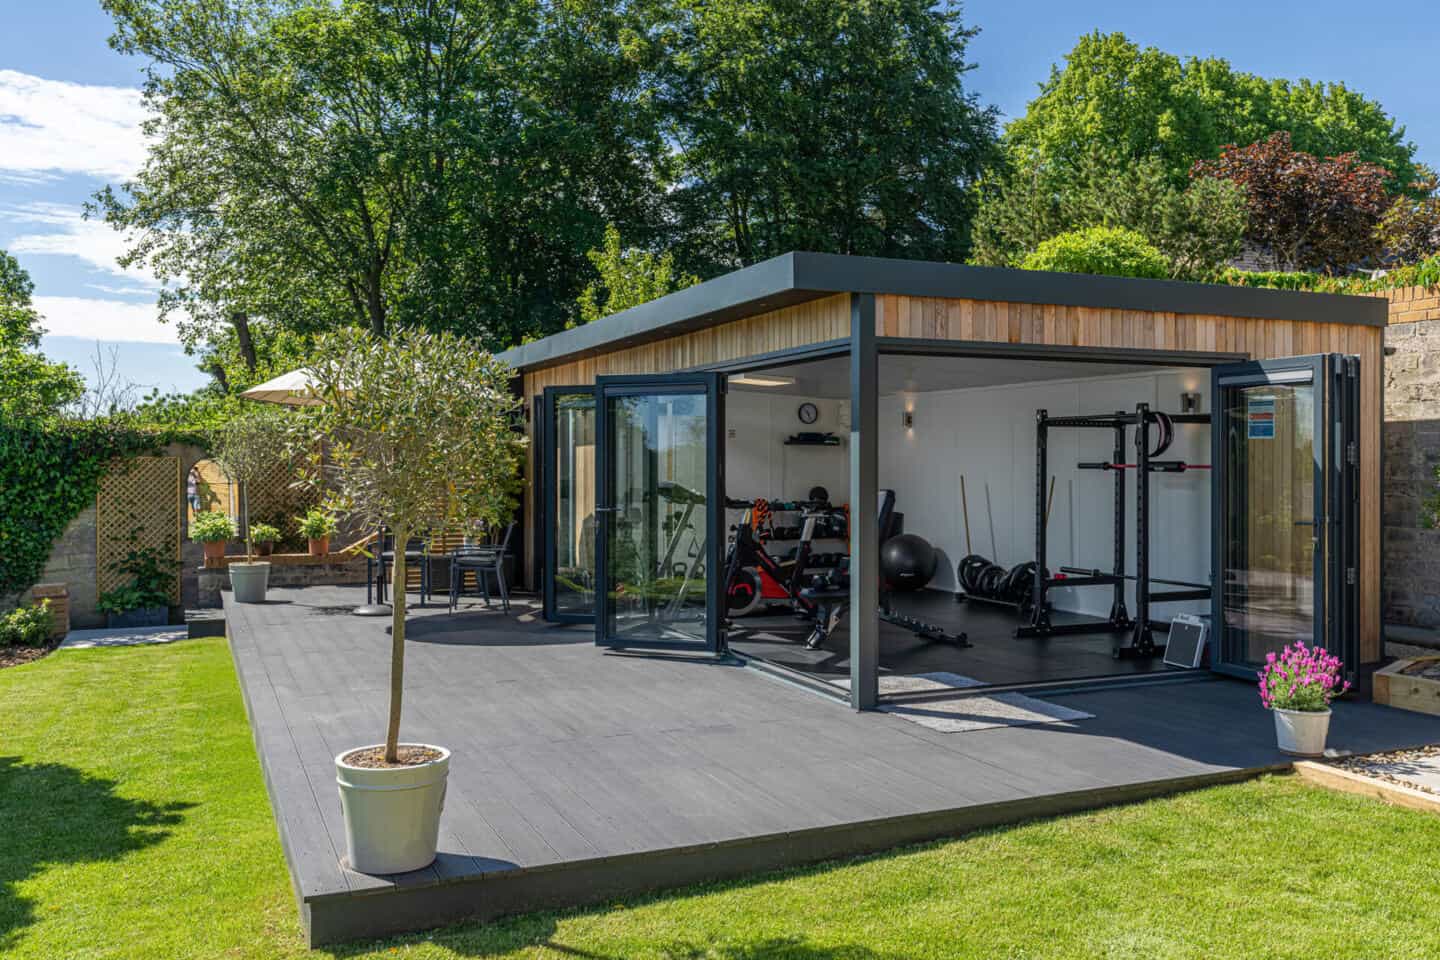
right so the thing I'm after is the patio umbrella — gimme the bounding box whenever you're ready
[239,368,322,406]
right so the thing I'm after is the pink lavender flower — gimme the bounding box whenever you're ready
[1257,642,1351,712]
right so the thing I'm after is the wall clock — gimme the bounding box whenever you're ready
[797,402,819,425]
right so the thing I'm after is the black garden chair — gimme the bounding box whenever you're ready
[448,522,516,613]
[366,529,432,606]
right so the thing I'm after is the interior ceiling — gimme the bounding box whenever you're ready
[729,354,1191,398]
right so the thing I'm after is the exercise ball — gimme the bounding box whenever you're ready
[880,534,938,591]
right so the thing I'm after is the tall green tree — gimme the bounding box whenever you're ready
[0,251,85,421]
[971,148,1248,279]
[95,0,664,353]
[657,0,999,270]
[1004,32,1416,191]
[577,225,699,323]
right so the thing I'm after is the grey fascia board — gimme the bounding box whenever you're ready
[789,252,1387,328]
[499,250,1386,373]
[497,253,799,371]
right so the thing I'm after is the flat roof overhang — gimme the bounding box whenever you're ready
[498,251,1388,374]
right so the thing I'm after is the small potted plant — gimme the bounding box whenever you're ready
[300,328,522,874]
[249,522,281,557]
[297,508,337,556]
[191,511,234,564]
[1259,642,1351,756]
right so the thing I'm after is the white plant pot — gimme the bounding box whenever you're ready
[336,743,450,874]
[229,561,271,604]
[1273,706,1332,756]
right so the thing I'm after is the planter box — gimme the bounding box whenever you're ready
[106,606,168,628]
[1373,656,1440,716]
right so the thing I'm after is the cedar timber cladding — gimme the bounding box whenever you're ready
[521,293,849,391]
[877,294,1383,664]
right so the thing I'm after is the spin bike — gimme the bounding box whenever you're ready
[722,496,847,618]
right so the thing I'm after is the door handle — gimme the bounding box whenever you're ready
[595,506,617,513]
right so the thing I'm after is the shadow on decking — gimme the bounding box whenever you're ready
[0,757,192,951]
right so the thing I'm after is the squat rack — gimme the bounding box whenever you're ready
[1016,403,1211,658]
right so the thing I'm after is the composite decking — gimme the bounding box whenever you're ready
[225,586,1440,946]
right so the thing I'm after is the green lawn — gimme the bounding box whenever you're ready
[4,638,1440,959]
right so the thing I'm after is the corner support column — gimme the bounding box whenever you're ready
[849,293,879,710]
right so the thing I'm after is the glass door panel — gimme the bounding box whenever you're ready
[595,374,724,651]
[1216,373,1319,668]
[1211,355,1358,679]
[543,387,596,623]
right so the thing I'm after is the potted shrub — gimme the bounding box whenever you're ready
[299,328,523,874]
[191,510,234,564]
[213,408,294,604]
[297,509,337,556]
[249,522,281,557]
[97,530,178,627]
[1259,641,1352,756]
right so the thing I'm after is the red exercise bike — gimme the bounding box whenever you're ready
[722,493,848,618]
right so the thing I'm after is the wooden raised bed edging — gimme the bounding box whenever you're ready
[1373,656,1440,717]
[1293,760,1440,815]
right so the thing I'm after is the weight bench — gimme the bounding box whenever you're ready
[800,489,967,650]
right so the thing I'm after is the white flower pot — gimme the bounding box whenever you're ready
[1273,706,1332,756]
[228,561,271,604]
[336,744,450,874]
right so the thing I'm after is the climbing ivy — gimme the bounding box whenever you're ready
[0,421,199,598]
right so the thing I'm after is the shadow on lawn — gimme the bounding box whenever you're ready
[0,756,192,950]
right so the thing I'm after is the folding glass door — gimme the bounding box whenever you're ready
[541,387,597,623]
[1210,354,1359,680]
[593,374,725,652]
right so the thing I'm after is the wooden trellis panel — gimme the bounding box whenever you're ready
[243,457,315,538]
[96,456,182,604]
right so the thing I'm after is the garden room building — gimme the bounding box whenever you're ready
[498,252,1384,709]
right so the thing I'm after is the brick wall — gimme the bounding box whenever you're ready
[1382,286,1440,627]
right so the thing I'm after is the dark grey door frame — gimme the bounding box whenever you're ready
[540,385,598,624]
[593,372,727,653]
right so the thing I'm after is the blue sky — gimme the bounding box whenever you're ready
[2,0,1435,396]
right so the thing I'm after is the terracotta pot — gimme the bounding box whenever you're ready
[308,536,330,557]
[202,540,227,564]
[255,541,274,557]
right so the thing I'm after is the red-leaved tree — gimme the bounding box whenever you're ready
[1193,132,1390,273]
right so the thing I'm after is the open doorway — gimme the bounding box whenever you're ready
[722,352,1215,691]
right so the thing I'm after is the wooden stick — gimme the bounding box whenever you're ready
[960,475,972,555]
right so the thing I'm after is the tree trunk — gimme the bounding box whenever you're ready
[232,312,257,374]
[385,528,408,764]
[207,360,230,393]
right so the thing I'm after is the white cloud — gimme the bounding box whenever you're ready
[3,201,157,288]
[0,70,147,181]
[33,295,176,344]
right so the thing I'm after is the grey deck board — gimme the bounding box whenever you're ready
[224,586,1440,946]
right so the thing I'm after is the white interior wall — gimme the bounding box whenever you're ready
[878,368,1212,619]
[725,391,850,504]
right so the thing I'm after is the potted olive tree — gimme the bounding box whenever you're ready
[212,408,294,604]
[299,328,523,875]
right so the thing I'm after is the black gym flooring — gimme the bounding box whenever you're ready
[726,589,1184,688]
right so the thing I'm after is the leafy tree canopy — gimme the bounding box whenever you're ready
[1194,131,1391,273]
[1004,32,1416,192]
[577,225,699,324]
[658,0,999,271]
[1020,226,1170,280]
[0,250,85,422]
[96,0,665,353]
[971,147,1247,280]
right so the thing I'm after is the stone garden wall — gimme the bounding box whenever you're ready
[1382,286,1440,627]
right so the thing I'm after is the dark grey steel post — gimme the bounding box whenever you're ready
[1110,415,1129,626]
[1132,402,1154,655]
[1032,410,1048,623]
[849,293,879,710]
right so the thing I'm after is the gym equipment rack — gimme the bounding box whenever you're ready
[1016,403,1210,658]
